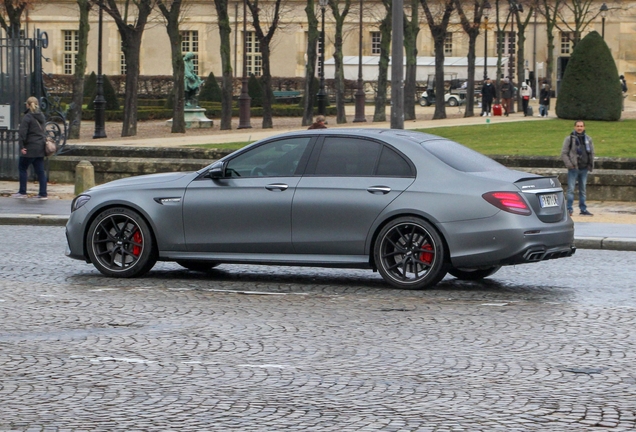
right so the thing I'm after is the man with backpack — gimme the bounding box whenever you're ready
[561,120,595,217]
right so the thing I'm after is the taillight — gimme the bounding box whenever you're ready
[482,192,532,216]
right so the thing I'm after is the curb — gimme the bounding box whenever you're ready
[0,214,69,226]
[1,215,635,252]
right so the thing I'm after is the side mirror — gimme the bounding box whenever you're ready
[208,162,224,179]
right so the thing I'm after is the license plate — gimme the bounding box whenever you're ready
[539,193,558,208]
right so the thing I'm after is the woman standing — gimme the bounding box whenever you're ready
[520,83,532,116]
[12,97,47,200]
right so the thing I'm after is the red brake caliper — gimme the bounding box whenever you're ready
[419,244,433,265]
[132,230,142,256]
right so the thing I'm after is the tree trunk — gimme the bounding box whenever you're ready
[158,0,186,134]
[432,34,447,120]
[214,0,233,130]
[302,0,319,127]
[373,0,391,122]
[68,0,90,139]
[403,0,419,121]
[464,34,477,117]
[121,32,142,137]
[260,44,273,128]
[331,0,351,124]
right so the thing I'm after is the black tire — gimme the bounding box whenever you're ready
[86,207,157,278]
[374,217,447,289]
[177,260,219,272]
[449,266,501,281]
[447,97,459,107]
[419,98,427,107]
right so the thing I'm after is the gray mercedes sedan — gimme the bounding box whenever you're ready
[65,129,575,289]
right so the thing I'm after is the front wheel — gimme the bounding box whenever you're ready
[449,266,501,281]
[447,97,459,107]
[374,217,447,289]
[86,207,157,278]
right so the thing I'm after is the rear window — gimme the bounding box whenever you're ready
[422,139,507,173]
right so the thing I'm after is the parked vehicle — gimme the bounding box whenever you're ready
[65,129,575,289]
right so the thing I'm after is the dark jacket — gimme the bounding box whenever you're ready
[18,111,47,158]
[500,82,512,99]
[480,83,497,102]
[307,122,327,130]
[539,87,551,107]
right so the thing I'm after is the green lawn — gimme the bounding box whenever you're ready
[191,118,636,158]
[417,118,636,158]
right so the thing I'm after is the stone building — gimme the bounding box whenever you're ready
[11,0,635,97]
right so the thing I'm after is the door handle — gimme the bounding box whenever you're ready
[265,183,289,191]
[367,186,391,195]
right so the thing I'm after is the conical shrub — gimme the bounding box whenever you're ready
[248,74,262,107]
[199,72,222,102]
[87,74,120,110]
[556,31,622,121]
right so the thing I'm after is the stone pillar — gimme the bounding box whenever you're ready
[75,160,95,195]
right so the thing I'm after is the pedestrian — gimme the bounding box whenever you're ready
[12,96,48,200]
[500,78,512,116]
[539,81,551,117]
[308,115,327,129]
[561,120,594,217]
[620,74,628,111]
[520,82,531,116]
[480,78,497,117]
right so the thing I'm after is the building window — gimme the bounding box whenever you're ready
[496,31,515,56]
[371,31,381,55]
[63,30,79,75]
[444,33,453,55]
[120,40,127,75]
[316,36,324,77]
[181,30,199,75]
[560,32,573,54]
[245,31,261,76]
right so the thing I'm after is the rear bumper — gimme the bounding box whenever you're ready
[439,213,575,269]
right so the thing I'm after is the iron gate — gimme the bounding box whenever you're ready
[0,30,52,180]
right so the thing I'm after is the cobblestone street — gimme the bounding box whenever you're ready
[1,226,636,431]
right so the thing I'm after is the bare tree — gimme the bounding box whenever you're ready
[302,0,319,126]
[373,0,391,122]
[556,0,611,47]
[419,0,455,120]
[157,0,186,133]
[0,0,34,37]
[512,1,534,110]
[213,0,233,130]
[403,0,420,121]
[246,0,283,129]
[95,0,156,137]
[454,0,489,118]
[536,0,563,84]
[68,0,91,139]
[328,0,351,124]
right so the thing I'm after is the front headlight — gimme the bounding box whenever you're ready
[71,194,91,212]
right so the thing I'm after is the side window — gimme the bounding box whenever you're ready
[376,146,414,177]
[225,137,311,177]
[314,138,381,176]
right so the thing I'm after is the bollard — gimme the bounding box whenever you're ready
[75,160,95,195]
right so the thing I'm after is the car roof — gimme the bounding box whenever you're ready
[273,128,444,145]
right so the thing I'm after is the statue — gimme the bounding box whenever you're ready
[184,52,203,108]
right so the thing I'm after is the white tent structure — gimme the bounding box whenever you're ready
[324,56,508,81]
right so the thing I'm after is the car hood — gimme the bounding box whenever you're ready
[87,172,193,192]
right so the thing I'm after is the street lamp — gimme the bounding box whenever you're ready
[483,1,491,80]
[238,0,252,129]
[353,0,366,122]
[600,3,608,40]
[93,0,106,139]
[317,0,328,116]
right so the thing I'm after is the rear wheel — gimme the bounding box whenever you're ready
[177,260,219,272]
[86,207,157,278]
[374,217,447,289]
[449,266,501,281]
